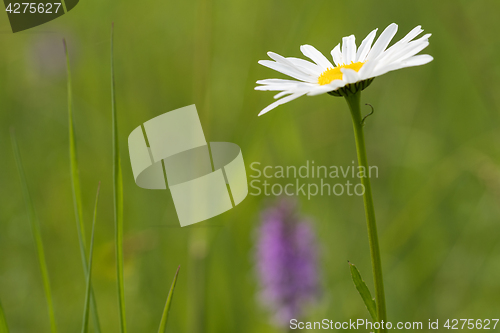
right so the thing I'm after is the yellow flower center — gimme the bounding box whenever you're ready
[317,62,365,85]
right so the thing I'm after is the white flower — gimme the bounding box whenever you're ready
[255,23,433,116]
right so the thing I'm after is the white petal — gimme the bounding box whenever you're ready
[330,43,343,66]
[394,40,430,62]
[402,54,433,66]
[256,84,300,92]
[366,23,398,61]
[400,25,423,42]
[373,54,433,77]
[307,81,346,96]
[258,91,309,116]
[357,59,378,80]
[258,60,318,83]
[256,78,303,85]
[356,28,378,62]
[255,84,298,91]
[342,35,356,64]
[286,57,323,76]
[371,63,399,77]
[300,44,334,70]
[266,51,287,63]
[378,35,431,66]
[383,25,423,57]
[255,79,313,91]
[274,91,293,99]
[267,52,316,76]
[341,68,360,84]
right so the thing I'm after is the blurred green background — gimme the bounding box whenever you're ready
[1,0,500,331]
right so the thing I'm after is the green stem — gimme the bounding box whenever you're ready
[82,183,100,333]
[344,92,387,332]
[111,24,127,333]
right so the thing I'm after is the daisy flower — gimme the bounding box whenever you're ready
[255,23,434,331]
[255,23,433,115]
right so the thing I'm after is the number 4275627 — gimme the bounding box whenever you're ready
[444,319,499,330]
[5,3,62,14]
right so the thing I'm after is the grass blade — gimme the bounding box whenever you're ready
[63,38,86,248]
[348,261,377,322]
[63,39,102,333]
[158,266,181,333]
[81,183,100,333]
[0,298,9,333]
[111,23,127,333]
[10,129,57,333]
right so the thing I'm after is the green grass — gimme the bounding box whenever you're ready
[81,183,101,333]
[0,298,9,333]
[4,27,177,333]
[64,39,102,333]
[2,1,500,331]
[157,266,181,333]
[111,23,127,333]
[10,130,57,333]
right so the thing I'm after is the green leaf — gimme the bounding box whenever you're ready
[158,266,181,333]
[110,23,127,333]
[0,298,10,333]
[11,129,57,333]
[64,39,102,333]
[348,261,377,322]
[81,183,100,333]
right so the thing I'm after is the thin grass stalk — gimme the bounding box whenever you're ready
[10,129,57,333]
[188,0,213,331]
[157,266,181,333]
[81,183,100,333]
[188,229,208,333]
[63,38,86,250]
[111,23,127,333]
[63,39,102,333]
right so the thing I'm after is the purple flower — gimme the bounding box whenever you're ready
[255,199,319,327]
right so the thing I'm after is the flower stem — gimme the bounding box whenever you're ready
[344,91,387,332]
